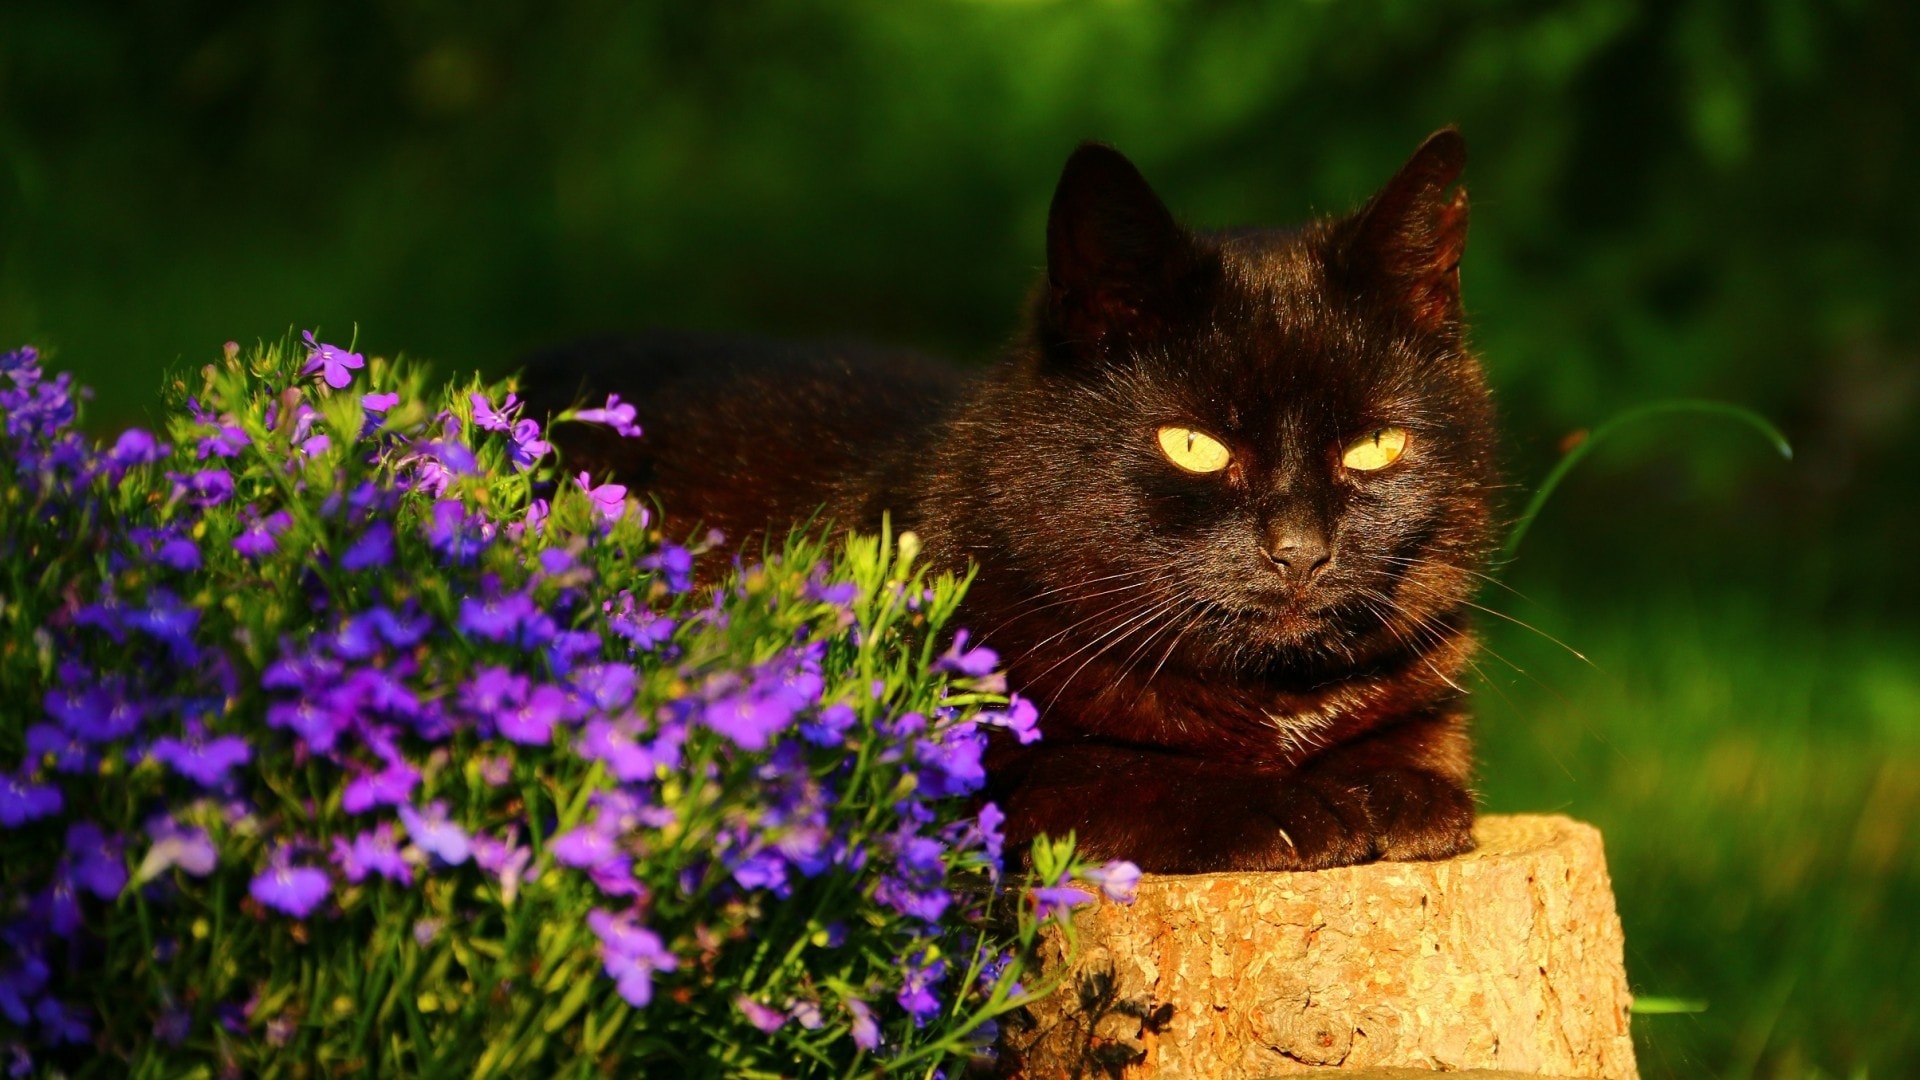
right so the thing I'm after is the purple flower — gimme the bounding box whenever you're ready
[1031,881,1096,919]
[266,696,350,755]
[550,822,620,871]
[250,847,331,918]
[608,593,676,652]
[471,827,535,903]
[154,536,201,571]
[470,391,521,433]
[1084,860,1142,904]
[800,702,858,747]
[896,951,946,1027]
[196,424,250,459]
[934,629,1000,678]
[104,427,167,476]
[579,718,657,782]
[496,683,566,745]
[642,545,694,592]
[576,472,629,525]
[0,771,63,827]
[397,801,470,865]
[574,663,638,712]
[169,468,234,507]
[507,418,549,471]
[150,725,252,787]
[587,908,676,1008]
[456,582,535,642]
[62,822,127,898]
[980,694,1042,745]
[917,723,987,798]
[460,665,528,721]
[339,521,394,571]
[331,824,414,886]
[736,996,787,1033]
[0,955,48,1027]
[302,331,365,389]
[701,692,793,751]
[341,758,420,814]
[573,393,642,438]
[233,510,293,558]
[846,998,882,1051]
[25,724,94,774]
[32,999,90,1046]
[134,815,218,883]
[362,391,400,413]
[976,802,1006,875]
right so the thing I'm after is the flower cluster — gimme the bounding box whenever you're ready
[0,337,1132,1075]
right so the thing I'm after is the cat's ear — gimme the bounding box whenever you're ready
[1332,128,1470,337]
[1044,142,1192,356]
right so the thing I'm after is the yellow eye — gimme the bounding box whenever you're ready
[1156,426,1231,474]
[1341,427,1410,472]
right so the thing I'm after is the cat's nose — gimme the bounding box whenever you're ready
[1262,525,1331,583]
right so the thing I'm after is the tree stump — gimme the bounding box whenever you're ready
[1003,814,1636,1080]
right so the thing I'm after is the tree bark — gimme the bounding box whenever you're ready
[1002,814,1637,1079]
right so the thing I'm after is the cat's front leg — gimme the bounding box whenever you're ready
[1253,711,1476,871]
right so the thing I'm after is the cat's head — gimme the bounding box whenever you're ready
[979,130,1497,677]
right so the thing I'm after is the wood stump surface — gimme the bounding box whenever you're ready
[1002,814,1636,1080]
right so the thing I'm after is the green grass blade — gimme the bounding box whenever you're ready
[1501,398,1792,563]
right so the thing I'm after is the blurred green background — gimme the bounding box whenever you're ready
[3,1,1914,1075]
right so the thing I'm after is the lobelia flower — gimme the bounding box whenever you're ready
[24,723,95,775]
[701,692,794,751]
[456,580,535,642]
[168,467,234,508]
[249,845,331,918]
[330,823,414,886]
[507,417,549,471]
[576,472,629,524]
[361,391,400,413]
[341,757,421,814]
[572,393,642,438]
[232,509,294,558]
[132,814,218,885]
[301,331,365,389]
[1031,878,1096,919]
[0,771,63,828]
[196,424,250,459]
[150,721,253,787]
[979,694,1042,745]
[641,545,694,592]
[578,717,657,782]
[846,997,882,1051]
[469,391,521,433]
[397,801,470,866]
[339,520,394,571]
[1083,859,1143,904]
[471,826,536,904]
[495,683,567,745]
[933,629,999,678]
[736,996,787,1034]
[587,908,676,1008]
[896,950,947,1027]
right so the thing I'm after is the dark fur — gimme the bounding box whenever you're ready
[521,131,1498,873]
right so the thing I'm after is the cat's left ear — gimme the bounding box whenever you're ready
[1332,128,1470,338]
[1043,142,1197,358]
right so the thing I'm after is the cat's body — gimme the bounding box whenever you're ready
[522,131,1497,873]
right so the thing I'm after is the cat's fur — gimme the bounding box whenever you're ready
[521,130,1497,873]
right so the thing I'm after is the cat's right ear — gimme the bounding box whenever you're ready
[1043,142,1191,359]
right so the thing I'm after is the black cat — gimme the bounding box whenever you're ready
[522,129,1498,874]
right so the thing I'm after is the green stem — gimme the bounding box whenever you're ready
[1501,398,1791,563]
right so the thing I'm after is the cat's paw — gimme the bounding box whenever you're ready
[1254,767,1474,871]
